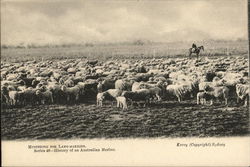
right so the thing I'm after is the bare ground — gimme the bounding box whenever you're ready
[1,99,249,140]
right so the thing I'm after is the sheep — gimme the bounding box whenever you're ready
[236,84,249,106]
[7,85,17,91]
[96,92,108,107]
[35,89,54,104]
[131,82,141,92]
[97,82,103,93]
[77,82,86,96]
[1,81,17,87]
[122,89,151,107]
[196,92,214,105]
[1,86,10,104]
[115,79,134,91]
[64,78,75,87]
[204,86,230,105]
[133,73,153,82]
[71,77,84,85]
[31,79,40,88]
[6,73,19,81]
[21,88,38,105]
[197,92,206,105]
[212,77,226,86]
[47,82,63,103]
[116,96,128,110]
[97,79,116,92]
[17,86,27,91]
[148,87,162,101]
[8,90,24,106]
[61,85,80,103]
[166,83,194,102]
[78,81,98,99]
[106,89,123,99]
[18,77,35,87]
[96,89,123,106]
[198,82,214,92]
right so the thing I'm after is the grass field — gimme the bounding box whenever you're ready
[1,40,248,62]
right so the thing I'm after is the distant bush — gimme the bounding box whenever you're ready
[85,43,94,47]
[133,40,145,45]
[1,45,8,49]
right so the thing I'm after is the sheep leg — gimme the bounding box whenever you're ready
[123,102,128,110]
[210,100,213,105]
[75,94,79,102]
[244,100,247,107]
[237,97,240,104]
[116,100,120,108]
[51,96,54,104]
[13,99,17,106]
[202,98,205,105]
[120,103,123,110]
[156,94,161,101]
[225,98,228,105]
[177,96,181,102]
[111,101,115,107]
[4,95,10,105]
[197,96,200,105]
[96,99,99,106]
[9,99,13,106]
[244,97,248,107]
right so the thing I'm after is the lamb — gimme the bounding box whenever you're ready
[96,92,108,107]
[96,89,123,107]
[116,96,128,110]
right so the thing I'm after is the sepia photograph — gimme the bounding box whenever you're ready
[1,0,249,166]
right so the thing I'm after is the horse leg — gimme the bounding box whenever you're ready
[188,52,192,59]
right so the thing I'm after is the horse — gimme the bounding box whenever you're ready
[188,46,204,59]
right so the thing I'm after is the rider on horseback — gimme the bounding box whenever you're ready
[192,43,197,52]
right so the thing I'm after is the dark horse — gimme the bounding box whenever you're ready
[188,46,204,59]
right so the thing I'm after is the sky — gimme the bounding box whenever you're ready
[1,0,248,45]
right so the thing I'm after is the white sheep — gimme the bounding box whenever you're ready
[61,85,80,103]
[116,96,128,110]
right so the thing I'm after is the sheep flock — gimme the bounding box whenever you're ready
[1,56,249,109]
